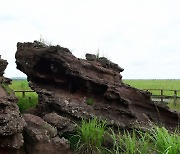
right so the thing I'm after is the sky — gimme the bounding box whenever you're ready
[0,0,180,79]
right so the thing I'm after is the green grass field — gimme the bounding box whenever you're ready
[123,79,180,96]
[123,79,180,90]
[9,79,38,112]
[10,79,31,90]
[123,79,180,111]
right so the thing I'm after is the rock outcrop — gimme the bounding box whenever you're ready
[0,56,8,76]
[15,41,180,132]
[0,55,71,154]
[0,56,26,154]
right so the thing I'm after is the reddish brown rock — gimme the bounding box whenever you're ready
[0,56,26,154]
[23,114,71,154]
[43,113,76,136]
[15,41,180,131]
[0,57,8,76]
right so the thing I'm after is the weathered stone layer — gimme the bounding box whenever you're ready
[15,41,180,131]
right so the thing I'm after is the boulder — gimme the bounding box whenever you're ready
[43,113,76,136]
[23,114,71,154]
[15,41,180,131]
[85,53,97,61]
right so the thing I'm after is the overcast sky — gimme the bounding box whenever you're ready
[0,0,180,79]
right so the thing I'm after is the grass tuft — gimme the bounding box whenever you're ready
[111,129,151,154]
[149,126,180,154]
[71,118,107,154]
[85,97,94,105]
[110,126,180,154]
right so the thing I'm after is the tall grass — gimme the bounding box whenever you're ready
[111,129,151,154]
[71,118,107,154]
[16,93,38,112]
[69,118,180,154]
[149,127,180,154]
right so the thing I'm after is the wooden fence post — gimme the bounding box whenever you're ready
[22,91,25,98]
[174,90,177,106]
[160,89,163,102]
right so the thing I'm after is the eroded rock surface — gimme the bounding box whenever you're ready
[43,112,76,136]
[15,41,180,131]
[0,56,26,154]
[23,114,71,154]
[0,56,8,76]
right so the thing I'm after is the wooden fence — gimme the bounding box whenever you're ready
[143,89,180,105]
[14,89,180,105]
[14,90,35,97]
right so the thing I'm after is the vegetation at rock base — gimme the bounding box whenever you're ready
[68,118,180,154]
[70,118,107,154]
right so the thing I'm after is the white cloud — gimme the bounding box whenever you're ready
[0,0,180,78]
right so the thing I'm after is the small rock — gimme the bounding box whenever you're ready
[43,113,76,136]
[85,53,97,61]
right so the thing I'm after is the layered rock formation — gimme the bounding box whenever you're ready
[0,56,26,154]
[15,41,180,132]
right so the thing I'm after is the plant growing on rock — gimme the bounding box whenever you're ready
[85,97,94,105]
